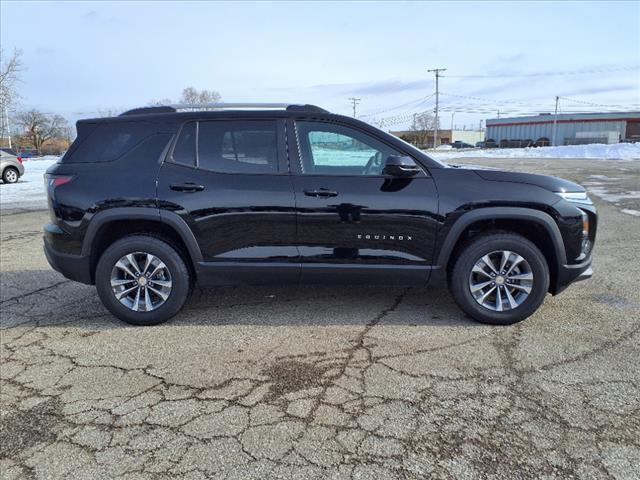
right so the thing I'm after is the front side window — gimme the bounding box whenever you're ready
[198,120,278,174]
[295,121,403,176]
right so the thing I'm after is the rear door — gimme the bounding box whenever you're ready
[157,118,299,285]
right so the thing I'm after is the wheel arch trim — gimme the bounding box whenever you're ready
[435,207,567,269]
[81,207,203,262]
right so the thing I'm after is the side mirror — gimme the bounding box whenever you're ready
[382,156,421,177]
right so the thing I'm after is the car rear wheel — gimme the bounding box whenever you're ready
[95,235,191,325]
[2,167,19,184]
[450,233,549,325]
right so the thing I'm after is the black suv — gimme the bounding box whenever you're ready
[44,103,596,326]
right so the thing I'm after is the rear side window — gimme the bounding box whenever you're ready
[198,121,278,174]
[63,122,152,163]
[171,122,197,166]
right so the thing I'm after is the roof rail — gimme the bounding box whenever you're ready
[119,106,176,116]
[120,103,328,116]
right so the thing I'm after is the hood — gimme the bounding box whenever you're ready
[468,168,585,193]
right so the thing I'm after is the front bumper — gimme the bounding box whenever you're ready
[552,256,593,294]
[44,238,93,285]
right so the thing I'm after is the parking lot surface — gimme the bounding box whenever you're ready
[1,158,639,479]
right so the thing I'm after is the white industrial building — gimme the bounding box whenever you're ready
[484,112,640,147]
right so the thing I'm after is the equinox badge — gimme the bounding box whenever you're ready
[357,234,413,241]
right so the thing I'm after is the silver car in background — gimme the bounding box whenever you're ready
[0,148,25,184]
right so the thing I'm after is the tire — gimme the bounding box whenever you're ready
[449,233,549,325]
[2,167,19,184]
[95,235,191,325]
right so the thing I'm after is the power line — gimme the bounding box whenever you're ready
[359,93,435,118]
[441,65,640,79]
[559,96,640,108]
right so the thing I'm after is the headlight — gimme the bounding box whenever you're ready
[556,191,593,205]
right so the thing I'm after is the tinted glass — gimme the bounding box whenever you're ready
[172,122,197,166]
[296,121,401,176]
[198,121,278,174]
[63,122,152,163]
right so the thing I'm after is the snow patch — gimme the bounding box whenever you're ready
[428,143,640,161]
[621,208,640,217]
[587,174,622,181]
[0,157,58,211]
[587,187,640,203]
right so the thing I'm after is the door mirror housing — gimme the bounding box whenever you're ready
[383,156,421,177]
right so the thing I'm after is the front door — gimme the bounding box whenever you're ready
[157,118,299,285]
[289,119,439,285]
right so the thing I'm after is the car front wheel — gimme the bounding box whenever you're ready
[95,235,191,325]
[450,233,549,325]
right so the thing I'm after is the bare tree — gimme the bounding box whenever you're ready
[409,112,438,148]
[147,87,222,107]
[147,98,173,106]
[179,87,221,105]
[0,48,24,144]
[15,109,70,154]
[97,108,123,118]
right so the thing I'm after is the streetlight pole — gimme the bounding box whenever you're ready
[3,107,11,149]
[552,96,559,146]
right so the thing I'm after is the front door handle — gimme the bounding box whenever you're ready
[304,188,339,198]
[170,183,205,193]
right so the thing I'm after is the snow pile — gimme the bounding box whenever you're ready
[0,157,58,211]
[428,143,640,161]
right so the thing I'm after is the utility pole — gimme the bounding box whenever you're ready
[552,95,559,146]
[427,68,446,148]
[348,98,361,118]
[497,109,500,119]
[450,111,455,130]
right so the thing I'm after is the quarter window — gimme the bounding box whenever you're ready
[64,122,152,163]
[295,121,403,176]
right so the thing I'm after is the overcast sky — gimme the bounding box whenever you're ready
[2,1,639,130]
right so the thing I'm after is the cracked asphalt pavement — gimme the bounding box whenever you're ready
[1,158,639,479]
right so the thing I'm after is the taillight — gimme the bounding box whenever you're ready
[16,156,23,163]
[46,175,75,188]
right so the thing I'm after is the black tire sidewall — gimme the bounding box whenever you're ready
[451,234,549,325]
[95,236,190,325]
[3,167,19,184]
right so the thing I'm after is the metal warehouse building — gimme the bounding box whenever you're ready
[485,111,640,147]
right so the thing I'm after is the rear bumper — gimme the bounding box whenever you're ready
[44,237,93,285]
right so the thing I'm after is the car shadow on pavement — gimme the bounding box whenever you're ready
[0,270,480,329]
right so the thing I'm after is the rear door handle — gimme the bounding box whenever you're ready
[304,188,338,198]
[170,183,205,192]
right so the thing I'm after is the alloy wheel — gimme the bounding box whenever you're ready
[110,252,172,312]
[468,250,533,312]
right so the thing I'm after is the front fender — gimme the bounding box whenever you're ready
[433,206,566,276]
